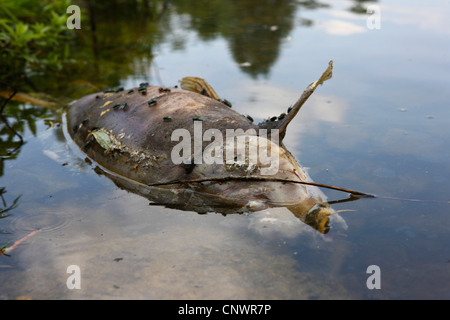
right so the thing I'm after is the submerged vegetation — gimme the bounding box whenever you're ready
[0,186,20,218]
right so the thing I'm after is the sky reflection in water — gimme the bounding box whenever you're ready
[0,0,449,299]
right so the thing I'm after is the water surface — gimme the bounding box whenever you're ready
[1,0,449,299]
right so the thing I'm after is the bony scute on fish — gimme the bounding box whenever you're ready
[225,160,257,174]
[66,61,354,233]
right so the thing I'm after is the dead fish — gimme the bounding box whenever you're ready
[66,61,350,233]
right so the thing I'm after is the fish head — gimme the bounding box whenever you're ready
[188,132,336,232]
[290,202,334,234]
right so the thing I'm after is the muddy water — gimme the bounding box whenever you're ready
[1,0,450,299]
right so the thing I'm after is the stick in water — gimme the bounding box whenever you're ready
[148,176,375,198]
[0,229,41,257]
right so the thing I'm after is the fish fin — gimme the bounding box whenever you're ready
[179,77,221,100]
[258,61,333,141]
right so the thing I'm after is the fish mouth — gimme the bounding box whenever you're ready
[304,203,332,234]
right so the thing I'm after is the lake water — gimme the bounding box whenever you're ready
[1,0,449,299]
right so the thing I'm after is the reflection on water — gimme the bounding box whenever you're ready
[174,0,298,77]
[1,0,450,299]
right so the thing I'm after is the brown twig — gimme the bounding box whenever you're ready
[149,177,450,204]
[0,90,57,110]
[0,229,41,257]
[148,176,375,198]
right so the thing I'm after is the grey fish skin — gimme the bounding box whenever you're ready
[68,86,256,185]
[67,80,336,234]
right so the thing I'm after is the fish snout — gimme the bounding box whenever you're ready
[304,203,334,234]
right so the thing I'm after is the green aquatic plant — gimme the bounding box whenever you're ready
[0,0,75,82]
[0,187,21,218]
[0,242,9,252]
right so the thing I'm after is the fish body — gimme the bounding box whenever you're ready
[67,63,337,233]
[68,86,256,186]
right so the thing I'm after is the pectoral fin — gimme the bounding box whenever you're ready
[258,61,333,141]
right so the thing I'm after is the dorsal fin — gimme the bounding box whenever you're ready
[258,61,333,141]
[179,77,221,100]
